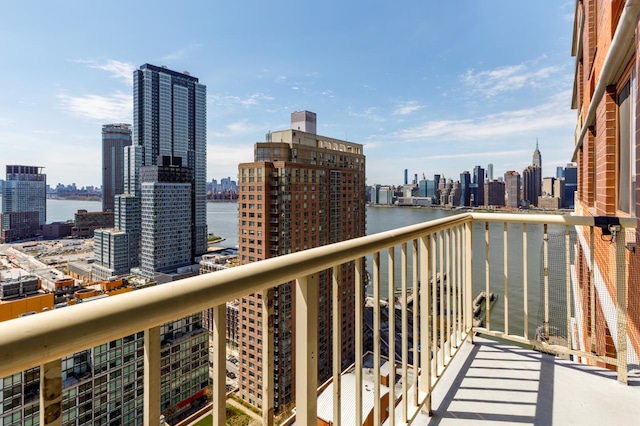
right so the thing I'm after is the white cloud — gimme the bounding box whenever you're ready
[211,120,263,138]
[161,43,203,61]
[67,59,135,85]
[58,91,132,123]
[89,60,135,84]
[209,93,274,108]
[462,63,562,97]
[398,92,573,142]
[393,101,423,115]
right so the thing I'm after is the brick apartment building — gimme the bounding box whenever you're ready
[236,111,366,412]
[570,0,639,368]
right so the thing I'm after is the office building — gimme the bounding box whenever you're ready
[459,171,471,206]
[1,165,46,242]
[486,163,494,181]
[237,111,366,412]
[101,124,132,212]
[521,143,542,207]
[473,166,485,207]
[570,0,639,370]
[504,171,521,208]
[563,163,577,209]
[484,180,505,207]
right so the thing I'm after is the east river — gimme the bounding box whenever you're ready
[45,199,568,339]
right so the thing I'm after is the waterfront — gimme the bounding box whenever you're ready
[45,199,566,340]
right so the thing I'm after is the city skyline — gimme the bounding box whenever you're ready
[0,1,575,187]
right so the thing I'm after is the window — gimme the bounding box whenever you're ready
[617,69,636,215]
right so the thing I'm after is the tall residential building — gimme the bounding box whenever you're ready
[101,123,132,212]
[459,171,471,206]
[504,171,521,208]
[473,166,485,206]
[570,0,639,371]
[237,111,366,412]
[1,165,46,242]
[133,64,207,277]
[94,64,207,281]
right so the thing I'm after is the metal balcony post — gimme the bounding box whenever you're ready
[212,304,227,426]
[40,358,62,426]
[295,274,318,424]
[332,265,342,426]
[262,289,275,426]
[355,257,364,426]
[144,326,161,426]
[616,229,628,384]
[387,248,396,426]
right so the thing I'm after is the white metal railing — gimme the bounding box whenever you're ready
[0,213,635,426]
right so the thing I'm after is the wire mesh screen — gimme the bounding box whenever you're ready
[535,226,575,347]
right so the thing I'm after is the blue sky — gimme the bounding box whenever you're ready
[0,1,576,188]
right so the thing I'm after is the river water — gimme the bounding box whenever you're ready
[46,200,564,339]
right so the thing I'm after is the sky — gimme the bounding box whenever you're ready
[0,0,577,188]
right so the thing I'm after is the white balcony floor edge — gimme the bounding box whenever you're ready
[402,336,640,426]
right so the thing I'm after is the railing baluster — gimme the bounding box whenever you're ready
[452,225,459,348]
[419,235,432,414]
[295,274,318,424]
[213,304,227,426]
[615,227,628,384]
[465,220,473,339]
[40,358,62,426]
[523,223,528,339]
[144,326,161,426]
[439,230,445,370]
[504,222,509,336]
[263,288,275,426]
[544,224,549,341]
[388,247,396,426]
[431,233,437,378]
[373,252,382,425]
[565,226,572,351]
[589,226,596,353]
[401,242,408,423]
[332,266,342,426]
[485,222,491,332]
[457,224,463,345]
[355,257,364,426]
[445,227,451,358]
[412,239,419,407]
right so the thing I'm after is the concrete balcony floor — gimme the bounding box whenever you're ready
[408,336,640,426]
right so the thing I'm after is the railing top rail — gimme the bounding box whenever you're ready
[1,212,628,378]
[470,212,636,228]
[0,213,473,377]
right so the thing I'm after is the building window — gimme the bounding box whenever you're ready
[617,71,636,215]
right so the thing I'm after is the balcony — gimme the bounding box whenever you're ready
[0,213,638,425]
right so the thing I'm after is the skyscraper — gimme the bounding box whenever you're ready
[101,123,132,212]
[533,139,542,168]
[460,171,471,206]
[504,171,521,208]
[1,165,46,242]
[486,163,494,181]
[522,142,542,206]
[237,111,366,412]
[133,64,207,278]
[94,64,207,281]
[473,165,485,206]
